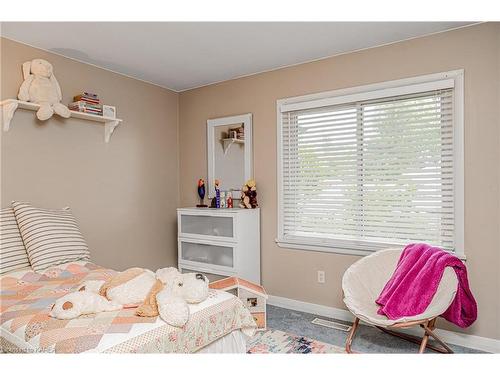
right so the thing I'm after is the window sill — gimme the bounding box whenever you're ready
[275,238,467,261]
[275,239,377,257]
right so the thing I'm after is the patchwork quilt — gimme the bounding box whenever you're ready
[0,262,256,353]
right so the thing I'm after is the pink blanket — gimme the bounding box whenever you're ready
[376,243,477,328]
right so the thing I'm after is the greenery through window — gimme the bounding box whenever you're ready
[281,89,454,251]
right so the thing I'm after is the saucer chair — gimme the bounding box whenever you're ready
[342,248,458,353]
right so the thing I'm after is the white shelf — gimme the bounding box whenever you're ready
[221,137,244,155]
[0,99,122,143]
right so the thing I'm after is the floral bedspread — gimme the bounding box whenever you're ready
[0,262,256,353]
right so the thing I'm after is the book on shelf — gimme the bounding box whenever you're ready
[69,101,103,110]
[70,108,103,115]
[80,92,98,99]
[68,102,103,115]
[73,95,100,105]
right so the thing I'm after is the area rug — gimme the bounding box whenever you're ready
[247,329,345,353]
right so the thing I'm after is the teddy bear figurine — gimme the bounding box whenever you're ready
[239,179,258,209]
[18,59,71,121]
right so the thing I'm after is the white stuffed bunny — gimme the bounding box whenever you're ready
[50,291,122,320]
[17,59,71,121]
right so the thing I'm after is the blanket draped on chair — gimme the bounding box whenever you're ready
[376,243,477,328]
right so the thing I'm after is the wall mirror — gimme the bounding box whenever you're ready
[207,113,253,198]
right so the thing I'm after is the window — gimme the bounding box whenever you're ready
[277,71,464,256]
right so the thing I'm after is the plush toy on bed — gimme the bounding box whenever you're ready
[136,267,210,327]
[18,59,71,121]
[50,267,208,325]
[50,291,122,320]
[50,268,156,320]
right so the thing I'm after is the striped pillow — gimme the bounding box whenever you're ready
[12,202,90,271]
[0,208,31,274]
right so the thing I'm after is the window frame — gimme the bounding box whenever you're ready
[276,70,465,258]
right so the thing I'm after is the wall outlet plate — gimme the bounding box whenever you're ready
[317,270,325,283]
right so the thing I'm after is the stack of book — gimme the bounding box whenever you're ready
[235,125,245,140]
[229,124,245,140]
[69,92,103,116]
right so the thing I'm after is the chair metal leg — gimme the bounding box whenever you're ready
[345,317,359,353]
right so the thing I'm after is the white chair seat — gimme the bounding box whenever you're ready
[342,248,458,327]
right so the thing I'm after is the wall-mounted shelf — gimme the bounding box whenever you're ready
[221,137,244,155]
[0,99,122,143]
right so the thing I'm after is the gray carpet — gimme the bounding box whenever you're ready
[266,305,484,353]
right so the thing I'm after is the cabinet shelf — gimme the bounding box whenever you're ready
[1,99,122,143]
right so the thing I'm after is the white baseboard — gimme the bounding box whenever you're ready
[268,295,500,353]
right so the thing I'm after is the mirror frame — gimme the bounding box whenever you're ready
[207,113,253,198]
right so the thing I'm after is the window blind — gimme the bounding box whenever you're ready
[280,88,455,252]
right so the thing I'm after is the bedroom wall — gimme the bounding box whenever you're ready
[179,23,500,340]
[0,37,179,271]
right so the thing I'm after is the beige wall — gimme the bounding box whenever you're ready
[179,23,500,339]
[1,24,499,341]
[1,37,179,271]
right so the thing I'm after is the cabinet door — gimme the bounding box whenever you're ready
[178,239,236,273]
[178,212,236,242]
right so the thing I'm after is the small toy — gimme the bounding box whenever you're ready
[210,276,267,330]
[227,191,233,208]
[220,191,226,208]
[215,179,221,208]
[239,179,258,209]
[210,197,217,208]
[196,179,208,207]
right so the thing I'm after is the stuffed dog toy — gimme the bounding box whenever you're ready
[136,267,209,327]
[50,291,122,320]
[50,268,155,320]
[18,59,71,121]
[49,267,208,325]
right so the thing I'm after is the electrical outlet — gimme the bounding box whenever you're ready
[317,270,325,284]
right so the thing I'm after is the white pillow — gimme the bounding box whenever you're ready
[0,208,31,275]
[12,201,90,271]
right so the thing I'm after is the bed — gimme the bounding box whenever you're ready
[0,261,256,353]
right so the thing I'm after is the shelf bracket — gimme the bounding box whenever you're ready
[2,100,18,132]
[104,120,120,143]
[222,139,234,155]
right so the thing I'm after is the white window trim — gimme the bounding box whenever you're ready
[276,70,465,258]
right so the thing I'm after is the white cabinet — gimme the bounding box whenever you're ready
[177,208,260,284]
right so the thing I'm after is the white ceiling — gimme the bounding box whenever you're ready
[1,22,474,92]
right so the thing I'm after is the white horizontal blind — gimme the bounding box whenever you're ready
[280,89,455,252]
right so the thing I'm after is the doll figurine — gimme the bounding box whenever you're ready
[215,179,221,208]
[196,179,207,207]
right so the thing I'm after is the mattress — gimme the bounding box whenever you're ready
[0,262,256,353]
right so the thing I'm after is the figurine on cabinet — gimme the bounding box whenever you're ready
[214,179,221,208]
[239,179,258,209]
[196,179,208,207]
